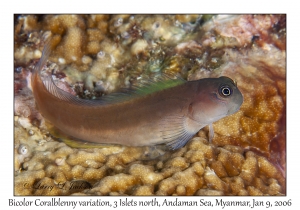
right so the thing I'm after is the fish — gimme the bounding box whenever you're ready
[31,39,243,150]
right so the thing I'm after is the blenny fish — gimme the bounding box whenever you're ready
[31,39,243,150]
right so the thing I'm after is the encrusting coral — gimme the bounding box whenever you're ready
[14,119,284,196]
[14,14,286,195]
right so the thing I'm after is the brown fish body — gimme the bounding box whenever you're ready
[32,41,243,149]
[32,72,200,147]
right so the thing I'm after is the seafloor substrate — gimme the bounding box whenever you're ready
[14,14,286,195]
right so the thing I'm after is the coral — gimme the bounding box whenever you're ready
[202,15,281,47]
[132,185,154,195]
[187,14,286,176]
[89,173,140,195]
[130,39,148,56]
[195,189,224,196]
[14,126,284,195]
[14,14,286,196]
[128,164,164,185]
[209,44,286,173]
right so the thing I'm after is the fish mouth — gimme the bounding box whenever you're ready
[227,108,236,115]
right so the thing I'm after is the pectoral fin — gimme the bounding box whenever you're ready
[160,115,196,150]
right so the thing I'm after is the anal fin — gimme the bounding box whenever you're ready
[45,121,121,149]
[208,123,214,143]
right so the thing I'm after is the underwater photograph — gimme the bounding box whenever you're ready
[14,14,286,196]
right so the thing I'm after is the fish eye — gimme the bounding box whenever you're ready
[219,85,232,97]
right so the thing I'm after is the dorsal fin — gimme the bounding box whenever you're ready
[133,74,185,96]
[36,39,186,107]
[101,74,186,104]
[34,34,53,76]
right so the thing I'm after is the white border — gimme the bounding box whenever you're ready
[3,0,298,209]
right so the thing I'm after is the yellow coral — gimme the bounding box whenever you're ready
[132,185,154,195]
[90,173,140,195]
[129,164,164,185]
[212,46,285,160]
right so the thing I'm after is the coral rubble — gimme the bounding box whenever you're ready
[14,14,286,195]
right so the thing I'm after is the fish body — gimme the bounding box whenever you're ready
[32,41,243,150]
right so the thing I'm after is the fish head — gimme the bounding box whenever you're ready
[189,76,243,124]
